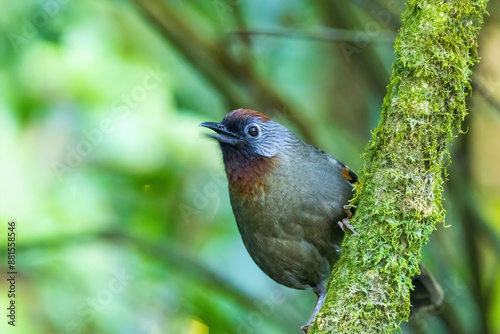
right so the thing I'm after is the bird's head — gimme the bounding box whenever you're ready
[200,109,294,160]
[200,109,297,194]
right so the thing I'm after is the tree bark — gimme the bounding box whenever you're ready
[310,0,488,333]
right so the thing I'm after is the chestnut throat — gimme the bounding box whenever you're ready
[222,149,276,197]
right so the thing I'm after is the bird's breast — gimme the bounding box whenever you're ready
[224,154,277,198]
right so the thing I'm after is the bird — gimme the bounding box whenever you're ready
[200,109,443,332]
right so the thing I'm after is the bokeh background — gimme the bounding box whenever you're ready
[1,0,499,333]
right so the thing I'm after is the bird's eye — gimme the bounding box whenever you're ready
[247,126,259,137]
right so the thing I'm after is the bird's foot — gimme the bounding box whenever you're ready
[343,204,356,218]
[301,283,327,333]
[338,205,359,235]
[338,218,359,236]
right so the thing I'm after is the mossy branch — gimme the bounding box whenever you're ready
[310,0,488,333]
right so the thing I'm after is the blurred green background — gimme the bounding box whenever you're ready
[1,0,499,333]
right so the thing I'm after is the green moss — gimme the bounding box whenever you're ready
[309,0,488,333]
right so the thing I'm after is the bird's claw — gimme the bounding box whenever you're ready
[301,324,310,334]
[343,204,356,218]
[338,218,359,236]
[338,205,359,236]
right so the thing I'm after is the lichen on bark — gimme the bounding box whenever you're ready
[310,0,488,333]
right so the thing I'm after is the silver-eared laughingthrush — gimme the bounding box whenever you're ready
[200,109,443,332]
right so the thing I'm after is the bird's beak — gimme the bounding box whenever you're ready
[199,122,241,146]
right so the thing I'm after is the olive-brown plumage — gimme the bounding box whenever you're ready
[200,109,357,330]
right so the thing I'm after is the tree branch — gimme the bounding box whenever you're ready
[311,0,488,332]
